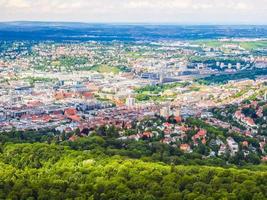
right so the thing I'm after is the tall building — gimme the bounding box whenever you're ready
[159,72,165,84]
[126,97,136,108]
[227,137,239,156]
[159,64,166,84]
[160,106,170,118]
[172,109,180,117]
[236,63,241,70]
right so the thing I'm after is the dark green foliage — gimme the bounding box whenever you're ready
[0,143,266,200]
[198,69,267,85]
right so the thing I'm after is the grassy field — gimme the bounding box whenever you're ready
[193,40,267,50]
[90,65,121,74]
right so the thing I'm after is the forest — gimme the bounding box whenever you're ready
[0,142,267,200]
[0,121,267,199]
[197,69,267,85]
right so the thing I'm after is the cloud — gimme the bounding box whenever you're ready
[3,0,30,8]
[0,0,267,24]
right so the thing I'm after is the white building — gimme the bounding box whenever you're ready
[125,97,136,108]
[160,106,171,118]
[227,137,239,156]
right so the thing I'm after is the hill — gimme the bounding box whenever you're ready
[0,143,266,199]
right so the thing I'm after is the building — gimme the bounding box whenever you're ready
[218,144,227,156]
[227,137,239,156]
[160,106,170,118]
[180,144,191,153]
[125,97,136,108]
[236,63,241,70]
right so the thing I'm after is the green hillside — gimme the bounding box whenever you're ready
[0,143,266,200]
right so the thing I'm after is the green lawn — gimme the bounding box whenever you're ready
[193,40,267,50]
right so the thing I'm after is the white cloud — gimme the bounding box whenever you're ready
[0,0,267,24]
[5,0,30,8]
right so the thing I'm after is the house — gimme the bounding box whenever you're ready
[261,156,267,162]
[234,110,244,120]
[242,141,249,147]
[128,134,142,141]
[243,117,257,128]
[227,137,239,156]
[259,142,266,153]
[142,131,153,138]
[180,144,191,153]
[68,115,81,122]
[192,129,207,145]
[69,135,78,142]
[218,144,227,156]
[161,138,172,144]
[174,116,182,123]
[64,108,77,116]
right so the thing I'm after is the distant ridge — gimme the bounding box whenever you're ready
[0,22,267,42]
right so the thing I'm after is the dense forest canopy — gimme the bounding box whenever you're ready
[0,143,267,200]
[0,116,267,199]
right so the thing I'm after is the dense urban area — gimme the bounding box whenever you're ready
[0,24,267,199]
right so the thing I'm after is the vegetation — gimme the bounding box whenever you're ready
[135,82,189,102]
[0,143,267,199]
[194,40,267,50]
[198,69,267,85]
[33,56,130,74]
[0,115,267,199]
[0,115,264,167]
[188,56,244,65]
[23,77,57,86]
[87,64,130,74]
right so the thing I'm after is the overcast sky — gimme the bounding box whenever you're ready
[1,0,267,24]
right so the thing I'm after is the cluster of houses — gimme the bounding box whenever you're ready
[234,101,267,133]
[117,117,263,158]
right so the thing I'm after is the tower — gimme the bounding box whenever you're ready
[159,63,166,84]
[126,96,136,108]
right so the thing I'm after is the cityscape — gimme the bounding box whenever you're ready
[1,0,267,199]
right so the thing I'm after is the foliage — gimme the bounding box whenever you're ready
[198,69,267,85]
[0,143,267,199]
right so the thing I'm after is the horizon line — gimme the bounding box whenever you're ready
[1,20,267,26]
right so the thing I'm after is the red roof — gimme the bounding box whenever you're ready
[192,129,207,140]
[180,144,190,151]
[244,117,255,126]
[65,108,77,116]
[143,131,153,138]
[68,115,81,122]
[82,92,93,99]
[174,116,182,123]
[69,135,78,142]
[242,141,249,147]
[163,122,172,127]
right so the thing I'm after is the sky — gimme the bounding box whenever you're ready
[1,0,267,24]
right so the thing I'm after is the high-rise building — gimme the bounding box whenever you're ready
[126,97,136,108]
[159,72,165,84]
[236,63,241,70]
[160,106,170,118]
[159,64,166,84]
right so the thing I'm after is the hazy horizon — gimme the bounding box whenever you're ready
[1,21,267,26]
[1,0,267,25]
